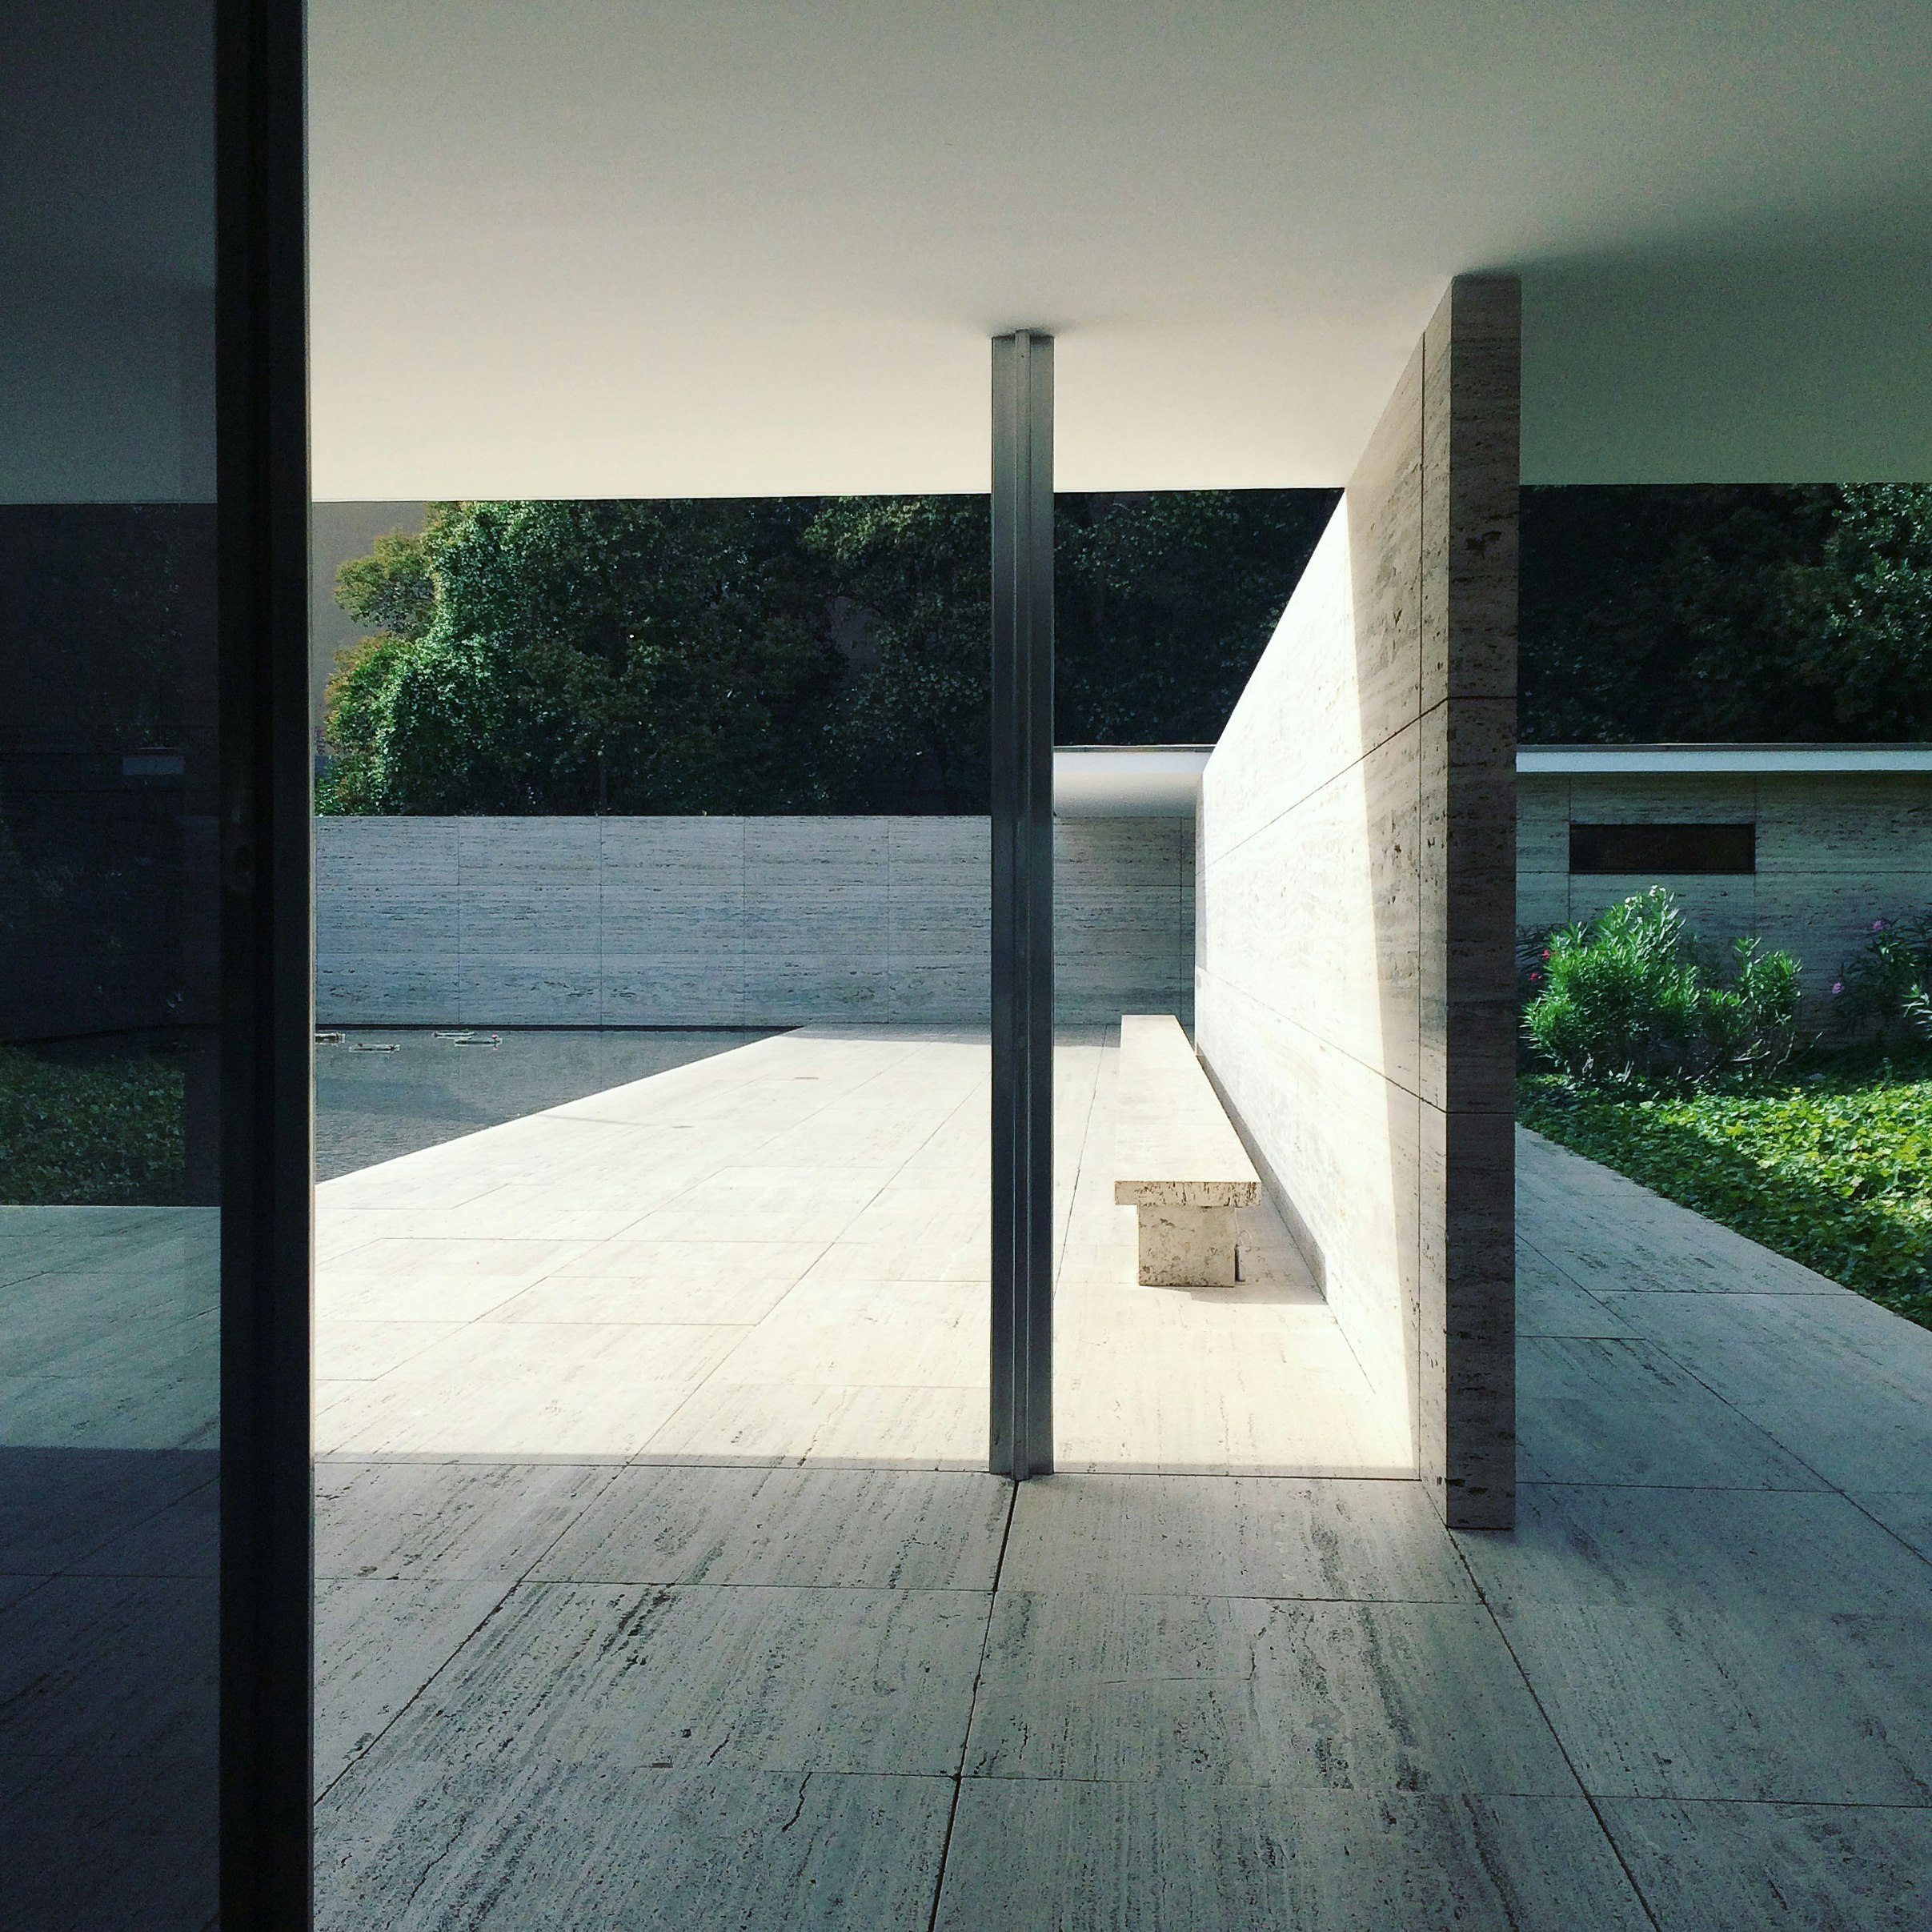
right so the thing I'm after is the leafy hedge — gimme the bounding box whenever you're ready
[0,1046,186,1205]
[1519,1070,1932,1330]
[1521,888,1802,1082]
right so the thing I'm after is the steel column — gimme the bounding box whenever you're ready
[218,0,316,1919]
[989,331,1055,1479]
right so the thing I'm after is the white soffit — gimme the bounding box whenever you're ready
[308,2,1932,499]
[1518,744,1932,775]
[1054,747,1211,817]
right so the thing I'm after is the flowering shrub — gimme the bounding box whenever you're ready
[1521,888,1802,1084]
[1830,911,1932,1048]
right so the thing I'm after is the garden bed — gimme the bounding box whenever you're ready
[0,1044,186,1205]
[1518,1068,1932,1331]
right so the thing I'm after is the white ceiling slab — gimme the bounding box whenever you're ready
[309,1,1932,497]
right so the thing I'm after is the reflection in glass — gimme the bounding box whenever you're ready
[1,4,221,1923]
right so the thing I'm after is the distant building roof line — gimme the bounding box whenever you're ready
[1518,744,1932,774]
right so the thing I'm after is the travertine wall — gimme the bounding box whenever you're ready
[1519,772,1932,992]
[315,815,1192,1028]
[1196,277,1519,1529]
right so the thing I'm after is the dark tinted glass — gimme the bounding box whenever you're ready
[0,5,220,1923]
[1569,821,1756,875]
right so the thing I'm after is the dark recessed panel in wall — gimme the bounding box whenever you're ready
[1569,821,1756,875]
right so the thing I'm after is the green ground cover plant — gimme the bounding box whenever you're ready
[1519,1069,1932,1329]
[0,1045,186,1204]
[1519,888,1932,1329]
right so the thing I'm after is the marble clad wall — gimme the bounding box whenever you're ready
[1195,276,1520,1531]
[315,815,1192,1028]
[1518,772,1932,997]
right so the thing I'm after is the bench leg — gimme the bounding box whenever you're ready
[1135,1204,1238,1288]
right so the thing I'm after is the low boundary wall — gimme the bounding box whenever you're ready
[316,814,1192,1028]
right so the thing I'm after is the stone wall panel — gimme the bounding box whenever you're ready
[315,813,1192,1028]
[1196,275,1519,1529]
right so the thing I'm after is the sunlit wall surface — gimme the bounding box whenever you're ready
[0,3,221,1922]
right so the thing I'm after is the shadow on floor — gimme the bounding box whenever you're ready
[311,1127,1932,1930]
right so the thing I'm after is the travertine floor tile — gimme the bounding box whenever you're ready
[1517,1337,1826,1489]
[535,1465,1010,1588]
[1457,1485,1932,1613]
[315,1319,467,1381]
[935,1785,1652,1932]
[1495,1601,1932,1802]
[358,1317,746,1392]
[315,1460,616,1581]
[1592,1291,1932,1491]
[1516,1241,1634,1336]
[639,1380,984,1468]
[371,1581,988,1777]
[1001,1473,1469,1601]
[315,1577,508,1786]
[719,1305,984,1387]
[967,1593,1577,1792]
[1854,1489,1932,1558]
[316,1370,707,1458]
[544,1235,828,1285]
[1597,1797,1932,1932]
[1518,1129,1846,1297]
[486,1267,810,1327]
[0,1572,215,1758]
[0,1445,213,1573]
[0,1366,219,1453]
[318,1761,952,1932]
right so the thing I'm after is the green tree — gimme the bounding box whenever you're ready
[1520,484,1932,743]
[333,512,447,643]
[800,495,992,811]
[320,499,854,815]
[1054,491,1335,744]
[322,490,1333,816]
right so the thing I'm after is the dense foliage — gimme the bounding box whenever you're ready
[1519,483,1932,743]
[1827,911,1932,1049]
[1519,889,1932,1328]
[320,483,1932,813]
[321,500,855,815]
[1521,888,1802,1082]
[319,492,1333,816]
[0,1046,186,1204]
[1519,1072,1932,1330]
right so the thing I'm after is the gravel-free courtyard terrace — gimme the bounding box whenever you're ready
[296,1028,1932,1927]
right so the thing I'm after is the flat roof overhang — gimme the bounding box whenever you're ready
[12,5,1932,504]
[1518,744,1932,775]
[1053,746,1212,816]
[291,2,1932,503]
[1064,745,1932,815]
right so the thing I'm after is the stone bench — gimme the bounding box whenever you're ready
[1112,1013,1261,1286]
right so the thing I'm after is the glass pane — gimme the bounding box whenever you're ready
[0,5,220,1925]
[1569,821,1756,875]
[1051,491,1347,1475]
[308,496,995,1907]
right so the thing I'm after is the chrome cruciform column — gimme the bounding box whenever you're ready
[989,331,1054,1480]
